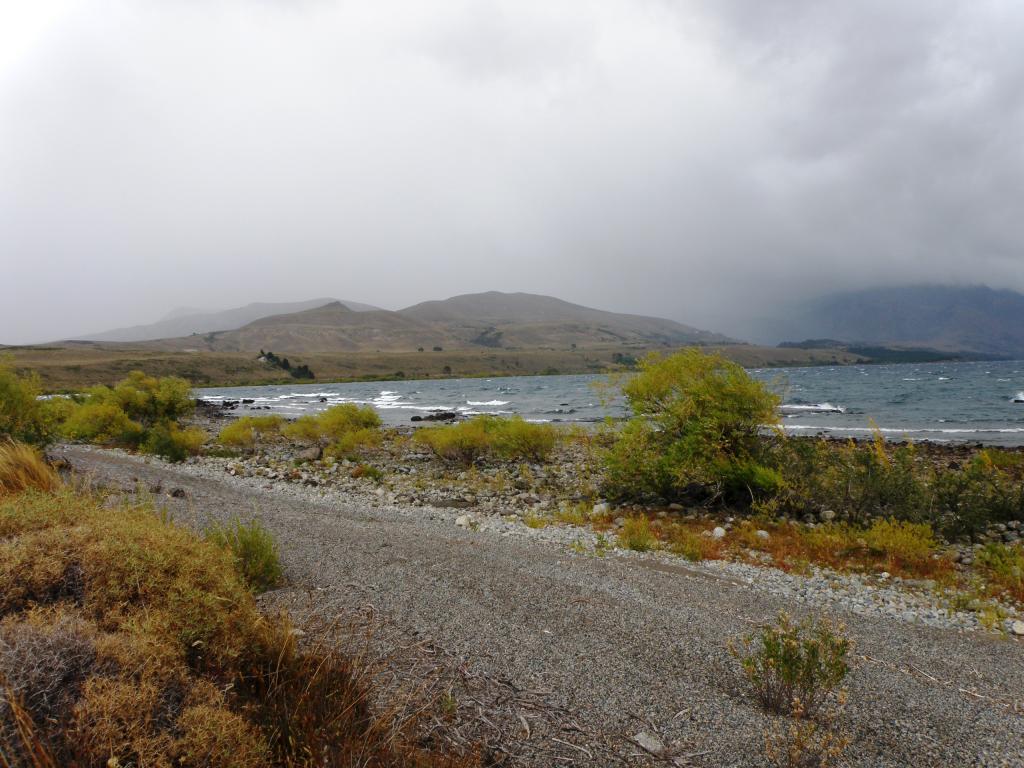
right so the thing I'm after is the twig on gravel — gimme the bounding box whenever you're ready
[551,737,593,759]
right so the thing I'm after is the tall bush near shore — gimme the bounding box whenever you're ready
[58,371,203,461]
[0,361,58,446]
[602,349,782,504]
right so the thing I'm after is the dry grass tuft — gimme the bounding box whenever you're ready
[0,442,59,496]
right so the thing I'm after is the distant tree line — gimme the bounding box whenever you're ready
[259,350,314,379]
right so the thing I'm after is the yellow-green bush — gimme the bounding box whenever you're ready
[281,406,382,457]
[414,418,492,466]
[281,414,322,442]
[975,542,1024,602]
[61,402,144,446]
[617,515,657,552]
[89,371,195,425]
[318,403,381,439]
[328,426,383,457]
[205,517,283,593]
[733,612,850,718]
[0,362,57,446]
[141,422,206,462]
[602,349,781,504]
[414,416,559,466]
[861,518,937,568]
[490,417,559,462]
[217,415,283,449]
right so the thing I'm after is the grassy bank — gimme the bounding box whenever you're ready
[4,342,865,391]
[0,443,477,767]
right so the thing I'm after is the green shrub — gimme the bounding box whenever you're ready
[350,463,384,483]
[86,371,194,426]
[317,404,381,439]
[861,518,937,568]
[733,612,850,718]
[217,416,283,450]
[617,515,657,552]
[329,426,382,456]
[205,517,283,593]
[931,453,1023,539]
[975,542,1024,601]
[490,417,559,462]
[414,419,492,466]
[0,362,55,446]
[667,525,720,561]
[414,416,559,466]
[61,403,144,446]
[281,415,322,442]
[602,350,780,504]
[141,422,206,462]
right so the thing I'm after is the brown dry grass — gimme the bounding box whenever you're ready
[602,509,955,583]
[0,443,58,497]
[0,449,479,768]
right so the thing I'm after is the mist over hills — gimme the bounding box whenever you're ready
[149,291,731,354]
[80,298,381,342]
[756,285,1024,358]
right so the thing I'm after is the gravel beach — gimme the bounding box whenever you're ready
[58,444,1024,767]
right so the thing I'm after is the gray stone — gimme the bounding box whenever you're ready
[711,526,727,540]
[820,509,837,522]
[455,514,473,528]
[755,529,770,541]
[632,731,664,755]
[1011,620,1024,637]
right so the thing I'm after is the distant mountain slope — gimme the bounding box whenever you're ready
[158,291,732,354]
[81,298,381,342]
[399,291,732,348]
[761,285,1024,357]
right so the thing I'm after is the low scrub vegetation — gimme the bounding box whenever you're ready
[975,542,1024,602]
[0,444,476,767]
[733,612,850,719]
[205,517,283,593]
[280,404,382,459]
[218,415,285,450]
[617,515,657,552]
[414,416,559,466]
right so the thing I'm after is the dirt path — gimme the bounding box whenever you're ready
[59,445,1024,767]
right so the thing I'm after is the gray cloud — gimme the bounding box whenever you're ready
[2,0,1023,343]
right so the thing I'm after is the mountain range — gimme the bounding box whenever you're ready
[146,291,731,354]
[80,298,381,342]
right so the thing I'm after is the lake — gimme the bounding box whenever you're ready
[195,359,1024,446]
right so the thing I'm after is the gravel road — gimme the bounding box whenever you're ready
[58,445,1024,767]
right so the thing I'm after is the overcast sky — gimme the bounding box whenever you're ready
[3,0,1024,344]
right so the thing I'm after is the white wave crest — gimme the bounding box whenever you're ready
[779,403,845,414]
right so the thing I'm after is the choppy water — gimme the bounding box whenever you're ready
[195,359,1024,445]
